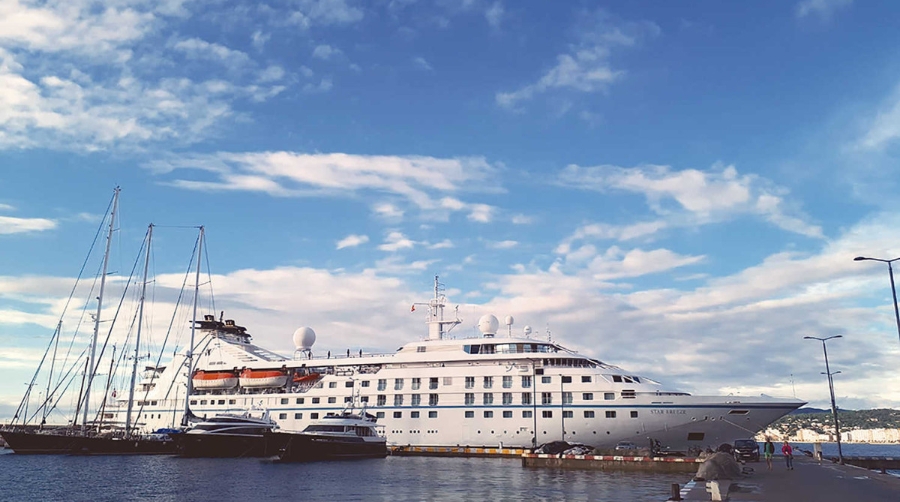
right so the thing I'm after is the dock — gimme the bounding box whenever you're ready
[390,445,527,458]
[675,455,900,501]
[523,453,702,473]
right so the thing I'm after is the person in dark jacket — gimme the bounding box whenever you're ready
[763,438,775,470]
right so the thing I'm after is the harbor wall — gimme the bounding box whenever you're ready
[521,453,702,473]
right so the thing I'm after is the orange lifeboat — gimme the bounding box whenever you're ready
[192,370,238,390]
[293,372,321,384]
[239,368,289,388]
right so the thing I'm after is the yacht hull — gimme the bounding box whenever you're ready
[170,433,288,458]
[269,432,387,461]
[0,430,80,454]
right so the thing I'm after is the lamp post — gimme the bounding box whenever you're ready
[854,256,900,346]
[803,335,843,464]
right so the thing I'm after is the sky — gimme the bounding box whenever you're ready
[3,0,900,420]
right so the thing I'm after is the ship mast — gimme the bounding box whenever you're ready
[82,186,119,431]
[126,224,152,434]
[182,226,203,426]
[416,275,461,340]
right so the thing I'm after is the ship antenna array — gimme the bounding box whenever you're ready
[412,275,461,341]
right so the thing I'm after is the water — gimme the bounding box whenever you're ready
[0,450,686,502]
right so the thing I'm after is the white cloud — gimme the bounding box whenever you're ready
[485,2,503,28]
[496,10,659,109]
[303,77,333,93]
[172,38,250,68]
[155,151,499,217]
[251,30,270,51]
[511,214,533,224]
[0,215,56,234]
[336,234,369,249]
[372,202,404,219]
[287,0,364,28]
[558,163,823,238]
[0,203,14,212]
[412,56,433,71]
[312,44,342,60]
[428,239,454,250]
[795,0,853,19]
[378,231,416,252]
[258,65,286,83]
[856,83,900,152]
[487,240,517,250]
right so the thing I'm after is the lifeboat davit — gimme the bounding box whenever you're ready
[239,368,289,388]
[192,370,238,390]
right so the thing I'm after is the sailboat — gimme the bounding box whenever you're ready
[1,189,202,455]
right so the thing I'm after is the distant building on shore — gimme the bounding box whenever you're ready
[757,427,900,444]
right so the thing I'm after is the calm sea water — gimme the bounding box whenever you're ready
[0,450,686,502]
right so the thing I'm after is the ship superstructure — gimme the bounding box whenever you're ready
[110,277,804,451]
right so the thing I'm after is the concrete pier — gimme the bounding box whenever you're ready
[523,453,703,473]
[676,455,900,501]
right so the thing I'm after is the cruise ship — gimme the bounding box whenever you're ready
[109,277,804,452]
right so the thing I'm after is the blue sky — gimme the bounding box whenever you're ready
[3,0,900,418]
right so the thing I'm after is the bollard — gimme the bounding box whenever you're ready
[669,483,682,501]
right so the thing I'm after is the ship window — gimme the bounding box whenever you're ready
[417,346,426,352]
[429,394,439,406]
[563,411,573,419]
[411,411,420,418]
[190,400,197,405]
[562,392,572,404]
[465,411,474,418]
[328,397,336,404]
[582,376,591,383]
[604,392,615,400]
[541,376,551,384]
[361,396,369,403]
[522,376,532,388]
[345,397,352,403]
[315,382,323,389]
[296,398,304,404]
[412,394,421,406]
[728,410,749,415]
[377,379,387,391]
[428,411,438,418]
[483,393,493,405]
[394,395,403,406]
[484,411,493,418]
[502,376,513,388]
[312,397,320,404]
[329,382,337,389]
[395,379,404,390]
[583,393,593,401]
[605,411,616,418]
[687,432,705,441]
[612,375,622,383]
[631,411,638,418]
[482,344,495,354]
[503,411,512,418]
[621,390,636,399]
[465,393,475,405]
[229,399,236,405]
[430,377,439,389]
[295,413,303,419]
[535,368,544,375]
[522,393,532,405]
[483,376,493,389]
[377,395,386,406]
[279,413,287,420]
[523,410,533,418]
[200,400,207,405]
[281,398,288,405]
[465,376,475,389]
[151,401,158,406]
[562,376,572,384]
[542,411,552,418]
[361,381,370,387]
[345,381,354,388]
[218,399,225,405]
[584,411,595,418]
[393,412,402,418]
[376,412,385,419]
[502,392,513,405]
[443,377,452,386]
[541,392,552,405]
[412,378,421,390]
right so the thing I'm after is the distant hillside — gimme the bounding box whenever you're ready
[770,408,900,436]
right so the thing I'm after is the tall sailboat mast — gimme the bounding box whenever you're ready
[82,186,119,431]
[182,226,203,426]
[126,224,153,434]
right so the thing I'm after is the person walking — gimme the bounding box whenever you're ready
[782,440,794,470]
[763,438,775,470]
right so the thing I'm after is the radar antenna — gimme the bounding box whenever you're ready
[411,275,462,340]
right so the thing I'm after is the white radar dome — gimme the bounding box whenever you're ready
[293,327,317,350]
[478,314,500,336]
[505,315,514,326]
[523,325,533,337]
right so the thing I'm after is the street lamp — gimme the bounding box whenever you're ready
[803,335,844,465]
[853,256,900,346]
